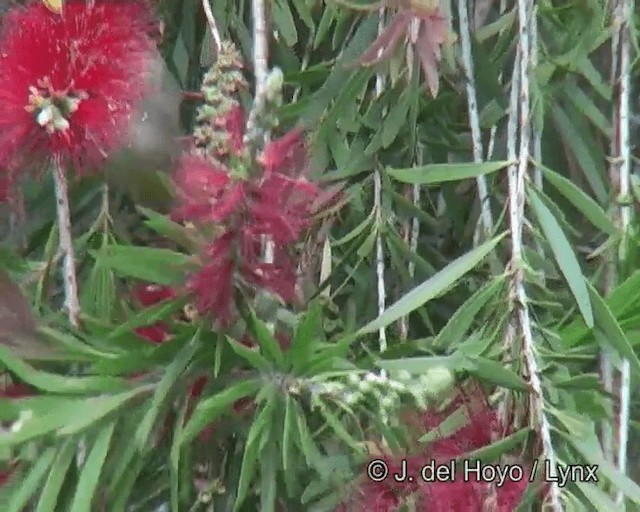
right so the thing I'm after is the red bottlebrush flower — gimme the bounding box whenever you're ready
[355,1,449,97]
[174,125,326,325]
[0,0,158,172]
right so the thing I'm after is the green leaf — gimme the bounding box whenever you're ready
[434,274,506,349]
[56,389,148,436]
[358,233,506,335]
[316,402,363,453]
[554,373,602,390]
[6,447,57,512]
[180,379,261,445]
[562,83,611,136]
[551,105,607,203]
[529,188,594,327]
[247,310,285,368]
[536,162,615,235]
[227,336,272,371]
[386,161,510,185]
[91,245,189,286]
[0,345,128,395]
[138,206,197,251]
[35,441,77,512]
[260,441,278,512]
[420,406,469,443]
[134,332,200,450]
[586,281,640,375]
[382,90,411,148]
[461,356,530,391]
[458,427,532,464]
[564,432,640,504]
[108,296,186,339]
[273,0,298,45]
[170,402,189,512]
[235,393,276,511]
[378,355,460,374]
[290,303,321,373]
[69,422,115,512]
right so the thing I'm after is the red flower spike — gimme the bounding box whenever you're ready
[174,117,327,324]
[0,0,158,172]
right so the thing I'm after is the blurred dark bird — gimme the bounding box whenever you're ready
[0,269,64,360]
[103,55,184,210]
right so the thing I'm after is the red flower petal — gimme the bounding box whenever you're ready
[0,0,158,172]
[135,324,171,344]
[0,383,33,398]
[219,105,245,155]
[188,234,237,325]
[257,128,307,175]
[132,283,177,307]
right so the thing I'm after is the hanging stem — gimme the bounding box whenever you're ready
[508,0,562,508]
[615,0,633,501]
[458,0,494,240]
[245,0,270,148]
[374,5,387,352]
[52,157,80,328]
[602,0,621,467]
[201,0,221,52]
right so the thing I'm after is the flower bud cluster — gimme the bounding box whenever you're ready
[307,367,455,425]
[194,41,247,160]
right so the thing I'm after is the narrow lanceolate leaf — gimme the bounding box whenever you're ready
[529,188,594,327]
[386,161,510,185]
[134,332,200,450]
[461,356,530,391]
[69,423,116,512]
[0,345,128,394]
[180,379,262,445]
[358,233,506,335]
[433,274,506,348]
[586,282,640,376]
[91,245,190,286]
[35,441,77,512]
[536,161,616,235]
[7,447,56,512]
[457,427,532,464]
[561,432,640,504]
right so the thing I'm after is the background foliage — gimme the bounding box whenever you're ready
[1,0,640,510]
